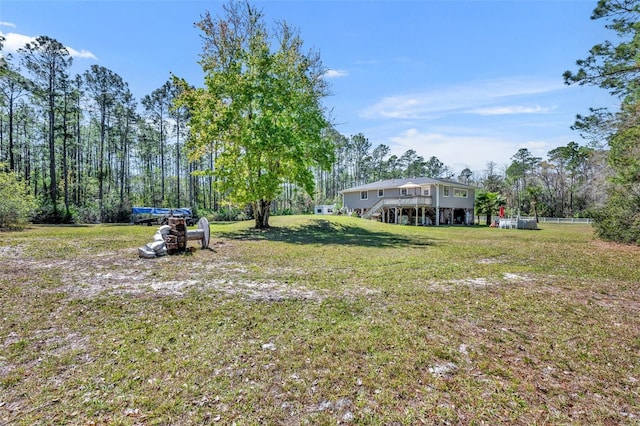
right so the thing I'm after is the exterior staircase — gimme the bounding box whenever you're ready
[362,198,387,219]
[362,196,433,219]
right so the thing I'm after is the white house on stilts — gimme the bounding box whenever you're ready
[340,178,475,226]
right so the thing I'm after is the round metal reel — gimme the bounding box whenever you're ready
[197,217,210,249]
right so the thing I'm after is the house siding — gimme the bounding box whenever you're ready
[342,184,474,210]
[342,191,374,210]
[438,185,475,209]
[340,178,475,225]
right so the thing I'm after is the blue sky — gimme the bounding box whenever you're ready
[0,0,618,175]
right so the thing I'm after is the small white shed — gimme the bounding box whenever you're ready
[314,204,336,215]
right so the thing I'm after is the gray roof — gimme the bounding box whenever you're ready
[340,177,472,194]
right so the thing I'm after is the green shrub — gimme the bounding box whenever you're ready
[0,168,37,228]
[209,206,250,222]
[77,202,100,223]
[30,201,69,224]
[98,192,132,223]
[591,188,640,245]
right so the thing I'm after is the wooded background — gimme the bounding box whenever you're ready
[0,39,607,222]
[1,0,638,244]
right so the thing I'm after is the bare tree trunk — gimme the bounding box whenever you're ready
[75,98,82,205]
[48,81,58,217]
[176,121,181,207]
[160,118,165,203]
[254,199,271,229]
[8,97,14,171]
[62,88,70,220]
[98,104,106,218]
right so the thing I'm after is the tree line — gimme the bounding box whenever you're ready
[330,137,609,220]
[1,0,639,243]
[0,32,613,223]
[0,28,478,224]
[0,34,247,223]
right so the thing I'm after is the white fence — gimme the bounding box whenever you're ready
[520,217,593,224]
[485,216,593,224]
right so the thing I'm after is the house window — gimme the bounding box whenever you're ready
[443,186,450,197]
[454,188,468,198]
[378,189,384,197]
[422,188,430,196]
[360,191,368,200]
[400,188,408,196]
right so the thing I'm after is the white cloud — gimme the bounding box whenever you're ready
[467,105,554,115]
[387,127,558,173]
[66,46,98,60]
[360,77,564,120]
[0,22,16,28]
[389,128,508,171]
[0,31,97,60]
[1,32,34,52]
[325,69,349,78]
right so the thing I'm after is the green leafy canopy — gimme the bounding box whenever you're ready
[174,1,334,228]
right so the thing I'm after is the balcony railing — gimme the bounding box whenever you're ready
[362,196,433,219]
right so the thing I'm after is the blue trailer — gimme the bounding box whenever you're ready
[132,207,195,226]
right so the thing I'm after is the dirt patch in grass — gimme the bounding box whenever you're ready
[3,240,549,302]
[1,243,343,302]
[591,239,640,253]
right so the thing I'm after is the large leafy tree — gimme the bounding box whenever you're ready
[176,1,334,228]
[564,0,640,244]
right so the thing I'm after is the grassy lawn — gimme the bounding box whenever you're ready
[1,216,639,424]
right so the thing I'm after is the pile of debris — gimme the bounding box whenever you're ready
[138,217,187,259]
[137,217,210,259]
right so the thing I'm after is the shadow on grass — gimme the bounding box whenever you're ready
[0,226,29,232]
[216,219,438,248]
[32,224,92,228]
